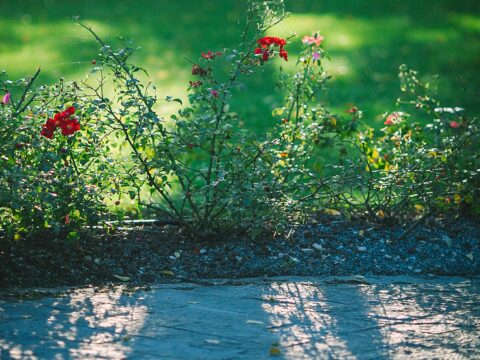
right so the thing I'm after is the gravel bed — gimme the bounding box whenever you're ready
[1,216,479,289]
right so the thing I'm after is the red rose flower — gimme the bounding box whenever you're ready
[40,106,80,139]
[40,126,55,139]
[254,36,288,62]
[60,118,81,136]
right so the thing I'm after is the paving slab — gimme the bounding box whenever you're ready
[1,276,479,359]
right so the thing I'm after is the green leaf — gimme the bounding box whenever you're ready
[165,96,182,105]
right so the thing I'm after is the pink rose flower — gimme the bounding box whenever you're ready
[449,121,460,128]
[302,34,324,47]
[2,92,11,104]
[384,113,398,125]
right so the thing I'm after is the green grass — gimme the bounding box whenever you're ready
[1,0,479,131]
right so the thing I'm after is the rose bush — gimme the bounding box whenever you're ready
[1,0,478,244]
[0,71,111,242]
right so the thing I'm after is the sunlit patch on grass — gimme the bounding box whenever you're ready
[449,13,480,32]
[0,19,114,82]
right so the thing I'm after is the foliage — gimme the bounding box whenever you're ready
[0,70,110,241]
[330,66,480,223]
[0,1,478,243]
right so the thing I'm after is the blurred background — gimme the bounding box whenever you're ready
[1,0,479,130]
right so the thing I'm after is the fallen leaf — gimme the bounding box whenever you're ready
[113,275,130,282]
[160,270,175,277]
[270,347,281,356]
[324,209,341,216]
[358,230,365,237]
[246,320,264,325]
[205,339,220,345]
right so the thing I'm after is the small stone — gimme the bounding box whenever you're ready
[278,252,285,258]
[235,256,243,262]
[358,230,365,238]
[441,235,453,247]
[301,248,314,254]
[414,269,422,273]
[83,255,92,262]
[174,251,181,259]
[407,266,413,271]
[169,256,176,261]
[94,258,100,265]
[312,243,323,251]
[200,248,207,255]
[466,253,474,261]
[333,256,344,264]
[385,254,392,259]
[357,246,367,252]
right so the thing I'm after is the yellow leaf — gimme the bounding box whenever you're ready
[272,108,284,117]
[372,149,379,159]
[454,194,462,204]
[376,209,385,219]
[270,347,281,356]
[358,230,365,237]
[13,233,21,241]
[324,209,341,216]
[160,270,175,277]
[414,204,424,212]
[330,117,337,126]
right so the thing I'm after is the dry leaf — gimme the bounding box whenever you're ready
[270,347,281,356]
[160,270,175,277]
[113,275,130,282]
[324,209,341,216]
[205,339,220,345]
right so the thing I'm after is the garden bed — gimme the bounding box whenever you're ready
[1,215,479,289]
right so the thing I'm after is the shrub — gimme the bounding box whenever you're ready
[0,70,110,241]
[77,1,317,237]
[1,0,478,243]
[330,66,480,224]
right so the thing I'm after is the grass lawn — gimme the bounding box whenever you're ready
[1,0,479,132]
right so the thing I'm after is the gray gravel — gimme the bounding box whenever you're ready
[1,216,479,288]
